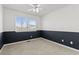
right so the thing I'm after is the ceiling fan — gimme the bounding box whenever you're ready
[28,4,42,13]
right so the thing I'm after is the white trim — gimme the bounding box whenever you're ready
[40,38,79,52]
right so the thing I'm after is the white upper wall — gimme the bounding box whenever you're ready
[0,5,3,32]
[42,5,79,32]
[3,8,41,31]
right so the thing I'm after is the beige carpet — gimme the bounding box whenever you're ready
[0,38,79,55]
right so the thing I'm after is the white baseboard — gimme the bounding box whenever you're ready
[41,38,79,52]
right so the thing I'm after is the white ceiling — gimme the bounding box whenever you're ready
[3,4,69,17]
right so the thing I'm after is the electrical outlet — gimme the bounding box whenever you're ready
[30,36,33,38]
[70,41,73,45]
[62,39,64,42]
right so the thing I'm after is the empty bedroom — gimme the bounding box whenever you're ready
[0,4,79,55]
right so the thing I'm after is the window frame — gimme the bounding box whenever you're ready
[15,16,37,32]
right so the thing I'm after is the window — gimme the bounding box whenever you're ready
[16,16,37,32]
[28,19,37,31]
[16,16,22,32]
[21,18,28,32]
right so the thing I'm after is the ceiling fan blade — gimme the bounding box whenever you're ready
[28,4,35,7]
[36,4,40,7]
[39,8,42,10]
[27,8,36,12]
[27,9,33,11]
[29,4,40,7]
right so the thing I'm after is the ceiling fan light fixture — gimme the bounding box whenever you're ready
[36,8,39,13]
[28,4,41,13]
[33,8,36,12]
